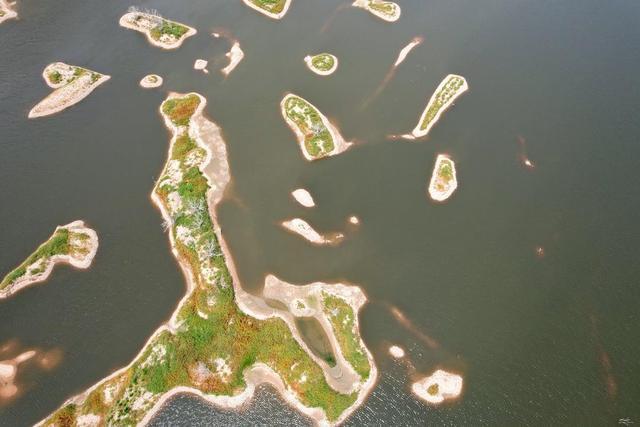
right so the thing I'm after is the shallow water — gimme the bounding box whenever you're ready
[1,0,640,425]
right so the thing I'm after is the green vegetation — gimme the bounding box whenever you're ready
[41,94,364,426]
[419,75,465,131]
[368,0,397,16]
[150,21,189,41]
[48,71,62,85]
[438,160,454,183]
[250,0,287,13]
[322,292,371,380]
[427,383,439,396]
[310,54,336,72]
[284,95,335,158]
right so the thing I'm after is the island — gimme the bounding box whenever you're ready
[194,59,209,74]
[352,0,400,22]
[281,93,353,161]
[242,0,292,20]
[388,345,405,359]
[406,74,468,139]
[36,92,376,427]
[411,369,463,404]
[292,188,316,208]
[140,74,163,89]
[394,37,422,67]
[221,42,245,76]
[304,53,338,76]
[28,63,110,119]
[428,154,458,202]
[0,0,17,24]
[281,218,344,246]
[348,216,360,225]
[119,10,196,50]
[0,350,36,400]
[0,220,99,299]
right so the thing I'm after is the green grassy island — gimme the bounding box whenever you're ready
[0,221,98,299]
[352,0,401,22]
[37,93,375,427]
[119,10,196,49]
[242,0,292,19]
[428,154,458,202]
[28,63,110,119]
[281,93,352,161]
[304,53,338,76]
[410,74,468,138]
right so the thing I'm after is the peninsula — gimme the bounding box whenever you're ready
[304,53,338,76]
[281,218,344,246]
[28,63,110,119]
[0,0,17,24]
[428,154,458,202]
[352,0,400,22]
[406,74,468,139]
[140,74,163,89]
[281,93,353,161]
[37,93,375,427]
[0,220,98,299]
[221,42,245,76]
[119,10,196,50]
[242,0,292,20]
[412,369,463,404]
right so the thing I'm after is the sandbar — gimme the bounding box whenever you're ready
[28,62,110,119]
[411,369,463,404]
[242,0,292,20]
[352,0,400,22]
[388,345,405,358]
[292,188,315,208]
[428,154,458,202]
[304,53,338,76]
[221,42,244,76]
[140,74,163,89]
[281,218,344,246]
[394,37,422,67]
[194,59,209,74]
[0,0,17,24]
[0,220,98,299]
[119,10,196,50]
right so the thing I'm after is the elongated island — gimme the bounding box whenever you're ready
[119,11,196,49]
[281,93,353,161]
[304,53,338,76]
[37,93,376,427]
[352,0,400,22]
[281,218,344,246]
[428,154,458,202]
[28,63,110,119]
[0,0,17,24]
[406,74,468,139]
[242,0,292,19]
[0,221,98,299]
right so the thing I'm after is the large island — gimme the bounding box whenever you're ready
[0,221,98,299]
[281,93,353,161]
[119,11,196,49]
[28,63,110,119]
[37,93,375,426]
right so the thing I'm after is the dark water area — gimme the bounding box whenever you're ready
[1,0,640,425]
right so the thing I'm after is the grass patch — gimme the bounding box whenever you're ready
[162,95,200,127]
[150,21,189,41]
[311,54,335,72]
[251,0,287,13]
[420,75,465,131]
[284,96,335,158]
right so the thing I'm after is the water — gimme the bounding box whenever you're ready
[1,0,640,425]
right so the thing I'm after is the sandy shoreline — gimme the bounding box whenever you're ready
[0,0,17,24]
[428,154,458,202]
[140,74,163,88]
[412,369,463,404]
[304,54,338,76]
[119,11,196,50]
[292,188,315,208]
[221,41,245,76]
[352,0,401,22]
[0,220,98,299]
[242,0,292,20]
[394,37,423,67]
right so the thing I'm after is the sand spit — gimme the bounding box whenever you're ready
[242,0,292,20]
[194,59,209,74]
[0,0,17,24]
[292,188,315,208]
[405,74,468,139]
[119,11,196,50]
[352,0,400,22]
[394,37,423,67]
[281,93,353,161]
[281,218,344,246]
[36,93,376,427]
[348,216,360,225]
[304,54,338,76]
[0,220,98,299]
[412,369,463,404]
[388,345,405,359]
[140,74,163,88]
[28,63,110,119]
[428,154,458,202]
[0,351,36,400]
[221,42,244,76]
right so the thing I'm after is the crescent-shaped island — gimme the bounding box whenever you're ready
[36,93,375,427]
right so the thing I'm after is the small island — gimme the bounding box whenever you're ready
[140,74,163,89]
[281,218,344,246]
[412,369,463,404]
[221,42,245,76]
[304,53,338,76]
[0,0,17,24]
[352,0,401,22]
[119,10,196,50]
[388,345,405,359]
[0,220,98,299]
[291,188,315,208]
[37,93,375,427]
[281,93,353,161]
[194,59,209,74]
[428,154,458,202]
[242,0,292,20]
[28,63,110,119]
[408,74,468,139]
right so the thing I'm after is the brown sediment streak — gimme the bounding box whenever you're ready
[590,312,617,400]
[517,135,535,169]
[388,305,440,349]
[320,2,349,33]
